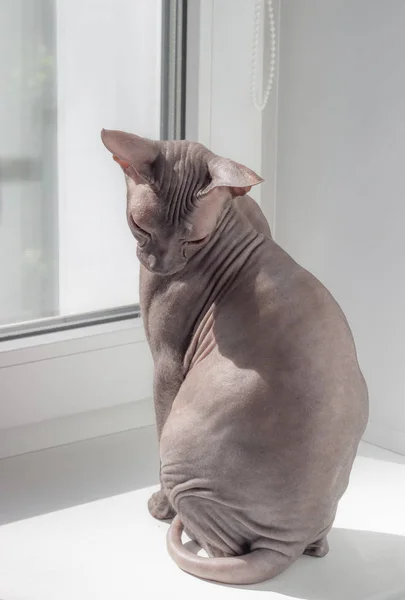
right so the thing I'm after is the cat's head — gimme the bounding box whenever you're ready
[101,129,263,276]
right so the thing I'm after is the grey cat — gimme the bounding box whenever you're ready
[101,129,368,585]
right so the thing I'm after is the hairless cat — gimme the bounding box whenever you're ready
[101,129,368,585]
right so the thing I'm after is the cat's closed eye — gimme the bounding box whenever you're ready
[186,234,210,246]
[129,216,150,247]
[130,215,149,235]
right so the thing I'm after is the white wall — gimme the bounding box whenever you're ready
[57,0,161,314]
[275,0,405,454]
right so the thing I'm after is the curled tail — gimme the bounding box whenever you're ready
[167,515,295,585]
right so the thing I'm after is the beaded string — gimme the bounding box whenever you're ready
[250,0,277,111]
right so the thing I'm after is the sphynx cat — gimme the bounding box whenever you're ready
[101,129,368,585]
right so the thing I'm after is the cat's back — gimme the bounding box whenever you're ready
[212,235,367,415]
[216,235,350,350]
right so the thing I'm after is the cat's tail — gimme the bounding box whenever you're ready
[166,515,294,585]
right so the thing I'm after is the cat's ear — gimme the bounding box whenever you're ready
[202,156,264,199]
[101,129,159,179]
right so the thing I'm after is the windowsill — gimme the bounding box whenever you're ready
[0,317,146,368]
[0,433,404,598]
[0,316,144,352]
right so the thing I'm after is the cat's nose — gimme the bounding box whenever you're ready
[148,255,157,269]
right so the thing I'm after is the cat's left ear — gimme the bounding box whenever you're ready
[202,156,264,199]
[101,128,159,179]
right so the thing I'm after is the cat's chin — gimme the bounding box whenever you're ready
[147,267,185,276]
[138,256,187,277]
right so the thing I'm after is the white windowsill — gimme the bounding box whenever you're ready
[0,433,404,599]
[0,317,146,368]
[1,315,143,347]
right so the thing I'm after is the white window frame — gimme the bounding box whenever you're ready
[0,0,283,459]
[0,0,185,458]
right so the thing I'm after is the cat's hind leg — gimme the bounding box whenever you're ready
[148,489,176,520]
[303,536,329,557]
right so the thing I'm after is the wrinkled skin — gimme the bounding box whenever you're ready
[101,130,368,584]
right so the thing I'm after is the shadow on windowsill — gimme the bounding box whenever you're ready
[220,528,405,599]
[0,425,160,526]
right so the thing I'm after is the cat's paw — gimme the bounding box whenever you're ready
[148,489,176,520]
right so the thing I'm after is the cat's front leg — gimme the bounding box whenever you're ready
[148,358,183,521]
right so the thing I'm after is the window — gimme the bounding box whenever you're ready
[0,0,164,333]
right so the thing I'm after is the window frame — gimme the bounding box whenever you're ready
[0,0,283,459]
[0,0,187,343]
[0,0,187,458]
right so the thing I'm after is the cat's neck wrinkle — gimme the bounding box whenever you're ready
[183,205,264,342]
[141,204,264,367]
[191,204,263,282]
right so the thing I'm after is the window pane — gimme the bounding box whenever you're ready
[0,0,162,328]
[0,0,58,326]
